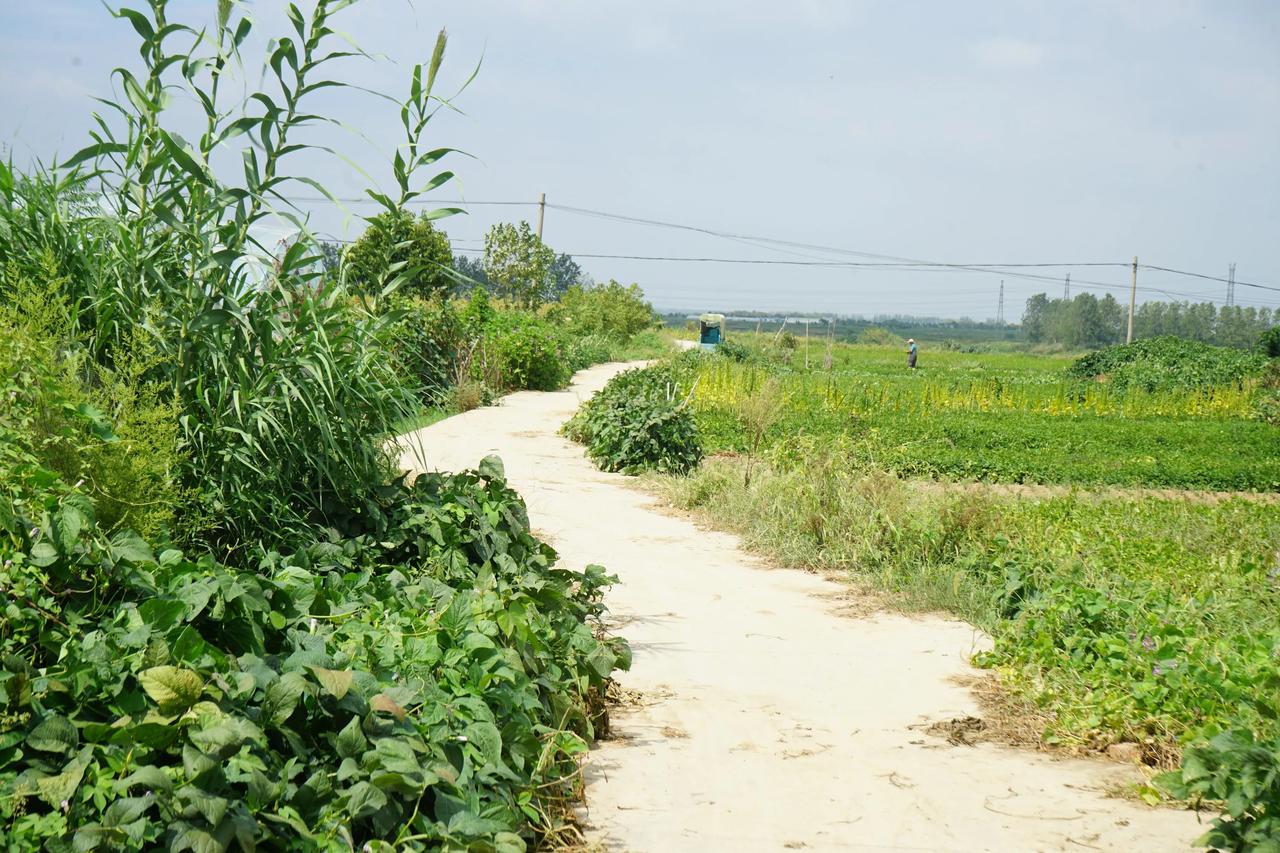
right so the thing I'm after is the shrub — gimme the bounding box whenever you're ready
[486,313,571,392]
[0,273,187,541]
[715,339,751,362]
[385,295,463,405]
[856,326,904,347]
[1068,337,1265,392]
[0,454,628,851]
[548,281,656,340]
[563,366,702,474]
[565,334,617,372]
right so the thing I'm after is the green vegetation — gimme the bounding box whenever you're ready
[344,210,455,299]
[1024,293,1275,350]
[677,338,1278,491]
[481,222,556,307]
[1068,336,1267,392]
[0,2,635,849]
[570,333,1279,848]
[563,366,703,475]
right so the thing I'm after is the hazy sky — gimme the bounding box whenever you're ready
[3,1,1278,318]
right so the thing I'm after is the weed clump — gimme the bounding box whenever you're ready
[563,366,702,475]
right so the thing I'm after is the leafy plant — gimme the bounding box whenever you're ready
[547,281,656,340]
[0,0,477,555]
[1068,337,1265,393]
[0,451,628,851]
[1158,730,1280,851]
[1259,326,1280,359]
[564,366,702,475]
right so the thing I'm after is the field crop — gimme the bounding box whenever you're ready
[675,339,1280,491]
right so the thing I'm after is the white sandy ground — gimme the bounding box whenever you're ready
[398,362,1204,853]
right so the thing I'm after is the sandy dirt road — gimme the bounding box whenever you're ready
[399,362,1200,853]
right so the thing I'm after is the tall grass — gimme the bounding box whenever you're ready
[0,0,463,555]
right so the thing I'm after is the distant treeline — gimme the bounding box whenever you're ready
[1023,293,1274,350]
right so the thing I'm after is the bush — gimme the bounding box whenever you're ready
[0,273,188,541]
[547,281,656,340]
[564,334,617,372]
[485,312,571,392]
[563,366,702,474]
[856,327,904,347]
[1068,336,1265,392]
[0,453,628,851]
[343,210,455,300]
[385,295,463,406]
[715,340,751,362]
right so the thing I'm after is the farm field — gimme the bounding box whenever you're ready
[569,334,1280,846]
[681,335,1280,491]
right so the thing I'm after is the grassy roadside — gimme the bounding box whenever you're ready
[646,452,1280,770]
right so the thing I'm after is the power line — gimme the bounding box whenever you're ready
[1141,263,1280,294]
[285,194,1279,300]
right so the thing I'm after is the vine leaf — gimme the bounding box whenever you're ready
[138,666,204,714]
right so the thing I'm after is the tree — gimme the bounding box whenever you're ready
[344,210,454,299]
[452,254,490,293]
[548,252,590,298]
[318,241,343,276]
[482,221,555,306]
[1022,294,1049,342]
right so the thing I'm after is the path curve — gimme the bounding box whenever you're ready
[399,362,1199,853]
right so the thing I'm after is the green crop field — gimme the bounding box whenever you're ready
[679,335,1280,492]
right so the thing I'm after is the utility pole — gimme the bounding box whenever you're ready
[536,192,546,240]
[1227,262,1236,307]
[1126,256,1138,344]
[1064,272,1070,300]
[997,281,1005,325]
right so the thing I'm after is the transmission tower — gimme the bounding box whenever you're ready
[1227,263,1236,307]
[997,281,1005,325]
[1064,272,1070,300]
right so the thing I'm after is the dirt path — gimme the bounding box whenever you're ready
[399,362,1200,853]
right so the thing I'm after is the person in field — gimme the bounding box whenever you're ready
[906,338,918,369]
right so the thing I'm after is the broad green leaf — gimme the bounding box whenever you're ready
[138,666,203,714]
[116,765,172,794]
[35,747,92,808]
[478,455,505,481]
[309,666,353,700]
[262,671,308,726]
[335,716,367,760]
[465,721,502,766]
[495,832,527,853]
[111,530,156,565]
[27,715,78,754]
[103,794,154,826]
[343,780,386,819]
[28,542,59,568]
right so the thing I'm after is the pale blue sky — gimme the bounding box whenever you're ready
[2,1,1278,317]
